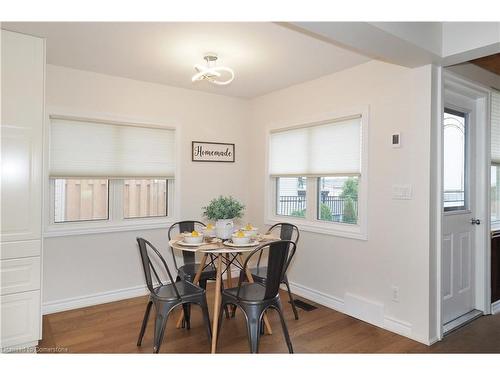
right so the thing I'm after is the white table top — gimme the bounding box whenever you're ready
[168,234,280,254]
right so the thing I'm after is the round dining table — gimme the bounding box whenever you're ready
[168,234,279,353]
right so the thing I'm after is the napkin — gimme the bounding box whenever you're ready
[257,233,281,242]
[198,243,224,251]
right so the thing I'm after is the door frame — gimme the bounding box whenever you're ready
[435,70,491,341]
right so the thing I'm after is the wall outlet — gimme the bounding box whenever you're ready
[391,286,400,302]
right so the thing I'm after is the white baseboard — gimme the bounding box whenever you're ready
[286,280,426,344]
[492,300,500,315]
[383,315,413,338]
[42,284,150,315]
[286,280,345,312]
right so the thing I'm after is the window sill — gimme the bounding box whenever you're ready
[44,218,177,238]
[265,216,367,240]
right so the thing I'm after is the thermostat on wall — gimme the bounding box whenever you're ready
[392,133,401,148]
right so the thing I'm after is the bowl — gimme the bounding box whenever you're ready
[231,232,251,245]
[241,227,258,237]
[182,232,204,244]
[203,226,215,237]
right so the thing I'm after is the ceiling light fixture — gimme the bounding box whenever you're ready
[192,54,234,86]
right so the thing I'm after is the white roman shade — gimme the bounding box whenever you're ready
[269,116,362,176]
[492,90,500,164]
[50,117,175,178]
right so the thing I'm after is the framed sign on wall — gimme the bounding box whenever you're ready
[192,141,235,162]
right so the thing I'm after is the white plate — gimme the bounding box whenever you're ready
[177,240,203,247]
[223,240,259,248]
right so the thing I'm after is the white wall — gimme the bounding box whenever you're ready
[249,61,435,344]
[42,65,252,311]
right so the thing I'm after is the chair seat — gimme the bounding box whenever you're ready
[178,263,216,281]
[153,281,203,301]
[223,282,276,303]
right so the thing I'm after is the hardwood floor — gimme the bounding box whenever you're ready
[38,283,500,353]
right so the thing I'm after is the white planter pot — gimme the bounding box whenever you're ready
[215,219,234,240]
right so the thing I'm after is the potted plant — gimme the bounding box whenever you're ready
[202,196,245,239]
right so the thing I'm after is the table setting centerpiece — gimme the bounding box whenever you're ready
[202,195,245,240]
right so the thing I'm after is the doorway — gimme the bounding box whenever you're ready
[440,71,491,335]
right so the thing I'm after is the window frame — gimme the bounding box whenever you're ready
[44,110,179,237]
[265,106,369,240]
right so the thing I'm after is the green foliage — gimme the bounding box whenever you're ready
[341,177,359,199]
[290,208,306,218]
[319,203,332,221]
[202,196,245,220]
[343,197,357,224]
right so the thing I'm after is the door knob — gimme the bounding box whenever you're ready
[471,218,481,225]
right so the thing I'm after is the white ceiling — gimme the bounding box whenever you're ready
[3,22,370,98]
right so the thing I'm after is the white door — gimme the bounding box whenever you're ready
[442,95,478,324]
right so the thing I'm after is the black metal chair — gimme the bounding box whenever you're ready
[168,221,217,288]
[136,237,212,353]
[239,223,300,320]
[219,240,296,353]
[168,221,217,327]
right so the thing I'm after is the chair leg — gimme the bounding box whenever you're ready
[231,271,247,319]
[182,303,191,330]
[199,279,207,289]
[283,276,299,320]
[220,282,230,319]
[238,270,247,283]
[175,276,188,329]
[137,300,153,346]
[199,298,212,347]
[216,302,226,347]
[245,306,263,353]
[153,309,168,354]
[275,305,294,354]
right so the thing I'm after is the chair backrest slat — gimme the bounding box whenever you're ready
[168,220,206,269]
[241,240,297,301]
[137,237,181,299]
[268,222,299,243]
[264,241,293,299]
[257,223,299,267]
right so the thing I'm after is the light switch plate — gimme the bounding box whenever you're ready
[392,184,412,200]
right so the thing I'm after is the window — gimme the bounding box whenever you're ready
[276,177,307,217]
[54,179,109,223]
[124,179,168,219]
[491,90,500,224]
[317,176,358,224]
[268,110,367,239]
[443,108,467,212]
[48,116,175,233]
